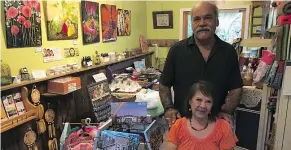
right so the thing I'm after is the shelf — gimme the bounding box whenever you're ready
[1,51,154,91]
[1,87,44,133]
[267,25,281,33]
[240,39,272,47]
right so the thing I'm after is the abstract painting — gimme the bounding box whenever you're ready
[117,9,131,36]
[81,1,100,45]
[4,0,42,48]
[101,4,117,42]
[45,1,78,41]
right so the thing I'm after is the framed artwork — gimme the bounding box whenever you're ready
[144,119,166,150]
[101,130,139,150]
[44,1,78,40]
[117,9,131,36]
[152,11,173,29]
[4,0,42,48]
[81,1,100,45]
[64,48,79,58]
[101,4,117,42]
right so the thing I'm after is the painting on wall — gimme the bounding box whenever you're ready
[4,0,42,48]
[117,9,131,36]
[101,4,117,42]
[45,1,78,41]
[152,11,173,29]
[81,1,100,45]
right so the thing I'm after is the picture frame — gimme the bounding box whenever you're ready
[152,11,173,29]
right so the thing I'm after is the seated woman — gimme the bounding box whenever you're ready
[167,80,238,150]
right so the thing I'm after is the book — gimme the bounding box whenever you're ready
[143,119,166,150]
[110,102,148,125]
[101,130,139,150]
[13,92,26,115]
[2,95,18,118]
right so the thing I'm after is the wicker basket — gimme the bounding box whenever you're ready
[111,93,136,102]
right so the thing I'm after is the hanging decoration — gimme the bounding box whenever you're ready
[44,1,78,40]
[81,0,100,45]
[24,127,38,150]
[45,105,58,150]
[117,9,131,36]
[4,0,42,48]
[101,4,117,42]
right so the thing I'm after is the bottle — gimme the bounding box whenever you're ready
[82,57,86,67]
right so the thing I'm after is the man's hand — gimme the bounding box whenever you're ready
[217,112,233,127]
[164,108,181,127]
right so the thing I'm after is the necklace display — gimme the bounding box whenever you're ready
[189,119,209,131]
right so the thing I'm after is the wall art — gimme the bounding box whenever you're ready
[44,1,78,40]
[117,9,131,36]
[4,0,42,48]
[101,4,117,42]
[42,48,62,63]
[152,11,173,29]
[64,48,79,58]
[81,1,100,45]
[101,130,139,150]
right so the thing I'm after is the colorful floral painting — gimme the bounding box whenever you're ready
[45,1,78,41]
[101,4,117,42]
[117,9,131,36]
[4,0,42,48]
[81,1,100,45]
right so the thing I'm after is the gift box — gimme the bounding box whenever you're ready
[48,77,81,94]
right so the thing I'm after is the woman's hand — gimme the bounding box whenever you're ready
[217,112,234,127]
[164,108,181,127]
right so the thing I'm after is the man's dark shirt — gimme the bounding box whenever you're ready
[159,34,243,117]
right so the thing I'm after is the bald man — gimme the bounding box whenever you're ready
[159,2,243,127]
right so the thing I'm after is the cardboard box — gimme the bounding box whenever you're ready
[48,77,81,94]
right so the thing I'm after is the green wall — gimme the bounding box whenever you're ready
[1,1,147,76]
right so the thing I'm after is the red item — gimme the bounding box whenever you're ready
[278,14,291,25]
[62,23,68,34]
[260,50,275,65]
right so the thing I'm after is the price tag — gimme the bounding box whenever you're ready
[35,47,42,53]
[73,40,78,45]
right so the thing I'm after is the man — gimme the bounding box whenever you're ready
[159,2,243,127]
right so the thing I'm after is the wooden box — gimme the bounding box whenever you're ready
[48,77,81,94]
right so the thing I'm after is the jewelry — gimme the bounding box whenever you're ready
[189,119,209,131]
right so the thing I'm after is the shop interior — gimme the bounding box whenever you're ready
[1,1,291,150]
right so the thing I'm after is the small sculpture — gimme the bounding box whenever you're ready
[95,50,101,65]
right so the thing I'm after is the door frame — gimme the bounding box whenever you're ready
[179,5,250,41]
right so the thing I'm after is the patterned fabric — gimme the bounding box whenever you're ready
[264,61,279,85]
[253,61,270,83]
[269,60,285,89]
[240,86,263,108]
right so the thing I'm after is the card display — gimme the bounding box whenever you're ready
[101,130,139,150]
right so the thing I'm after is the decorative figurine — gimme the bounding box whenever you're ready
[95,50,101,65]
[20,67,30,81]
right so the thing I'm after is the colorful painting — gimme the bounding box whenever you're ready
[101,4,117,42]
[117,9,131,36]
[81,1,100,45]
[4,0,42,48]
[45,1,78,40]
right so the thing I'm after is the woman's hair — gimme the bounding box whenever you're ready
[185,80,219,121]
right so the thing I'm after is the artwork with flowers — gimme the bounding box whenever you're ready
[101,4,117,42]
[4,0,42,48]
[81,1,100,45]
[45,1,78,41]
[117,9,131,36]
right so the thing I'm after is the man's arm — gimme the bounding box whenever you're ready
[159,84,173,109]
[221,88,242,114]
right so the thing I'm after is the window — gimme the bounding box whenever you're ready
[182,8,248,44]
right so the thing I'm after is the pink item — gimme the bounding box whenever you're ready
[260,50,275,65]
[72,143,93,150]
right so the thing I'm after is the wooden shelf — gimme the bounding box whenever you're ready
[1,87,44,133]
[267,25,281,33]
[1,51,154,92]
[240,39,272,47]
